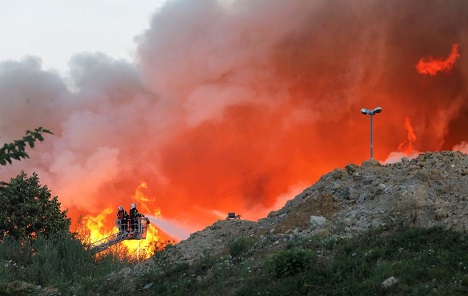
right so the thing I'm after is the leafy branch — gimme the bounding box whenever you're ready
[0,127,53,166]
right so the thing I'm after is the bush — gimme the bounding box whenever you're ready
[271,248,315,278]
[227,237,250,258]
[0,171,71,243]
[0,231,129,294]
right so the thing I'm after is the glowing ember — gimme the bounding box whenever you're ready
[416,43,460,76]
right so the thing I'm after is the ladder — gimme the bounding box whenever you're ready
[89,217,150,253]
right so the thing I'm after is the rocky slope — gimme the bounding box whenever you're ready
[4,151,468,295]
[163,151,468,263]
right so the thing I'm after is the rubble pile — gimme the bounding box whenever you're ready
[167,151,468,263]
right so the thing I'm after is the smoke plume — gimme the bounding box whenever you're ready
[1,0,467,236]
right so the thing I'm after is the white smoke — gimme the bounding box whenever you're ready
[453,141,468,154]
[1,0,468,229]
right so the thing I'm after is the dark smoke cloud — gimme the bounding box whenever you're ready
[1,0,467,234]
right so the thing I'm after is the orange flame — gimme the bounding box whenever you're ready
[398,117,417,154]
[416,43,460,75]
[121,219,161,260]
[83,207,114,243]
[78,182,170,260]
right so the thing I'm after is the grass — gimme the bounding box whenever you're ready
[0,226,467,295]
[0,233,133,295]
[133,226,468,296]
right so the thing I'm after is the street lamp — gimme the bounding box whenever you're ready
[361,106,382,159]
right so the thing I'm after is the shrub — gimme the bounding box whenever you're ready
[0,171,71,243]
[271,248,315,278]
[227,237,250,258]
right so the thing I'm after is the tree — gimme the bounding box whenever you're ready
[0,127,53,166]
[0,171,71,242]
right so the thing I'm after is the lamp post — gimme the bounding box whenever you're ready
[361,107,382,159]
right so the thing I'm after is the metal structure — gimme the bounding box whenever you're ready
[226,212,242,220]
[361,107,382,159]
[88,217,150,253]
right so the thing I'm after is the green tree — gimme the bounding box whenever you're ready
[0,127,53,166]
[0,171,71,242]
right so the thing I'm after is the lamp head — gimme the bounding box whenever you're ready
[373,107,382,114]
[361,107,382,115]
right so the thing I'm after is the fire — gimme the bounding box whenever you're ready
[82,207,114,244]
[132,182,158,216]
[4,1,468,254]
[78,182,171,260]
[121,219,161,259]
[398,117,417,155]
[416,43,460,75]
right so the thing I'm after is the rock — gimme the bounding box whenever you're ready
[362,158,382,167]
[309,216,327,229]
[435,208,449,221]
[345,164,359,173]
[137,151,468,266]
[335,186,351,200]
[143,283,154,290]
[4,281,37,294]
[314,228,330,236]
[382,276,399,288]
[377,183,386,190]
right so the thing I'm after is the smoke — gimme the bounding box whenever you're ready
[1,0,468,236]
[453,141,468,154]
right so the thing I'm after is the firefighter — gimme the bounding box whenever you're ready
[129,203,143,233]
[116,206,128,233]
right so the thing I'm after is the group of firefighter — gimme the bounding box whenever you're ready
[116,203,144,234]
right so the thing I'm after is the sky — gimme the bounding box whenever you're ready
[1,0,467,243]
[0,0,166,75]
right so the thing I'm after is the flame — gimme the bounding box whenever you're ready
[398,117,417,155]
[121,219,161,260]
[416,43,460,75]
[2,1,468,253]
[132,181,159,216]
[82,207,114,243]
[78,182,171,260]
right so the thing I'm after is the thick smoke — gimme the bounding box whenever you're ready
[1,0,467,235]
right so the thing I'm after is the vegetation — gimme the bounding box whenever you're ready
[0,171,71,243]
[0,128,146,295]
[0,233,132,295]
[99,226,465,296]
[0,127,52,167]
[271,248,315,278]
[0,225,466,295]
[0,132,466,295]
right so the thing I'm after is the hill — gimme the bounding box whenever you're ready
[2,151,467,295]
[100,151,468,295]
[149,151,468,262]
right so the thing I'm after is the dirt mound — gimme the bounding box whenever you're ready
[167,151,468,263]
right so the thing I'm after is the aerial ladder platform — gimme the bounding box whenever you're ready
[88,217,150,253]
